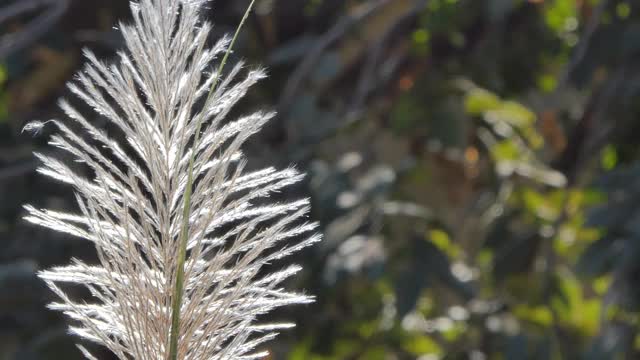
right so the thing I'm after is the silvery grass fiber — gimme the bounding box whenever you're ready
[23,0,320,359]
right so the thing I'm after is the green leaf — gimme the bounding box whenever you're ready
[428,229,460,258]
[592,276,611,296]
[403,334,442,356]
[441,322,466,342]
[464,88,501,115]
[521,188,560,221]
[537,73,558,93]
[486,101,536,128]
[0,64,7,122]
[491,140,521,161]
[601,145,618,170]
[616,2,631,19]
[0,64,7,85]
[513,304,553,327]
[544,0,579,36]
[360,346,387,360]
[552,273,601,336]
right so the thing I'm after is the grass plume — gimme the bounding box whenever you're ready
[23,0,320,359]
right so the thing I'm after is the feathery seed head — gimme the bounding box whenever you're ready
[24,0,319,359]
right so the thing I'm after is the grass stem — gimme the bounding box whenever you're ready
[167,1,256,359]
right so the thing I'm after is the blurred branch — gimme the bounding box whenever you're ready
[277,0,393,116]
[0,0,69,59]
[346,0,428,122]
[549,0,611,182]
[558,0,609,89]
[553,65,628,184]
[541,191,571,360]
[541,69,628,356]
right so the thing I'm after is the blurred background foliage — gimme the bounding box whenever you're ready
[1,0,640,359]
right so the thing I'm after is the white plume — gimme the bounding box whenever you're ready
[23,0,319,359]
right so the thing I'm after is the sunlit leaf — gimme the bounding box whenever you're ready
[464,88,501,115]
[513,304,553,327]
[428,229,461,258]
[403,334,442,356]
[601,145,618,171]
[486,101,536,129]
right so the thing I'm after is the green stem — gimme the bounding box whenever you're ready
[167,2,256,360]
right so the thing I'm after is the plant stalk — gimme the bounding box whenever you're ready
[167,1,256,359]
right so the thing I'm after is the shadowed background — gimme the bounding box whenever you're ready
[2,0,640,359]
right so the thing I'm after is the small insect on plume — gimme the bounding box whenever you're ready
[22,120,54,136]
